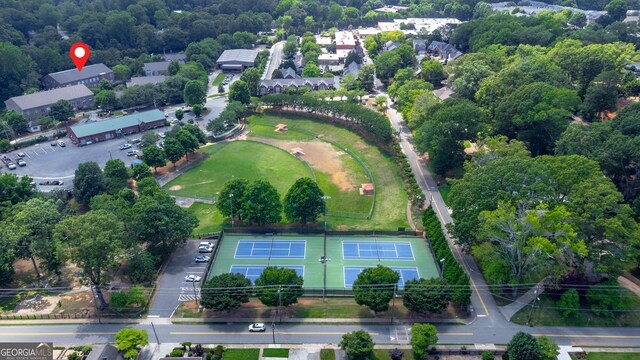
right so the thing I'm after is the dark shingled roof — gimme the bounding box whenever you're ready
[6,85,93,110]
[46,64,112,85]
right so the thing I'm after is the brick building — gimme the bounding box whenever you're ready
[67,109,166,146]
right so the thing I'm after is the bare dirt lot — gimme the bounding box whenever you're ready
[251,138,356,191]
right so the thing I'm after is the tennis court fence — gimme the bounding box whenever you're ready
[221,228,423,237]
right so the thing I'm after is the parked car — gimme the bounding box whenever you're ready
[7,163,16,170]
[184,275,201,282]
[249,323,266,332]
[194,255,210,263]
[198,245,213,253]
[17,159,26,166]
[50,142,57,146]
[16,152,25,157]
[58,141,66,147]
[132,138,141,144]
[159,132,166,138]
[127,150,138,156]
[120,143,132,150]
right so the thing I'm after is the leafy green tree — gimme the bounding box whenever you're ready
[556,289,580,318]
[10,198,64,278]
[0,42,38,106]
[131,163,153,181]
[0,227,16,286]
[73,162,106,207]
[537,336,559,360]
[605,0,627,21]
[218,178,249,223]
[175,129,200,160]
[168,61,180,76]
[339,330,374,360]
[0,139,11,152]
[255,267,304,307]
[113,64,131,82]
[403,278,450,314]
[302,62,321,77]
[95,90,117,111]
[374,52,402,83]
[229,80,250,104]
[0,173,34,206]
[353,265,399,313]
[586,279,628,317]
[507,332,542,360]
[359,64,375,92]
[115,328,148,359]
[175,109,184,120]
[451,59,493,99]
[284,177,324,223]
[410,324,438,360]
[244,180,282,225]
[240,67,262,96]
[127,247,158,284]
[130,193,198,257]
[183,80,206,106]
[3,111,28,134]
[141,132,159,147]
[421,59,446,86]
[569,12,587,27]
[580,70,619,121]
[103,159,129,193]
[192,104,203,117]
[182,124,207,144]
[142,145,166,173]
[48,100,75,122]
[136,177,161,197]
[163,137,185,168]
[54,210,123,308]
[201,273,252,312]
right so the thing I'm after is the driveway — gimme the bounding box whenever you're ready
[148,239,214,318]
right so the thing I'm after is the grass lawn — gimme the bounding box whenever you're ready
[165,141,312,200]
[212,73,226,86]
[188,202,224,235]
[320,349,335,360]
[222,349,260,360]
[373,349,415,360]
[587,353,640,359]
[262,348,289,357]
[248,114,408,230]
[511,287,640,327]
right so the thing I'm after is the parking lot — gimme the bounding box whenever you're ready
[148,239,215,318]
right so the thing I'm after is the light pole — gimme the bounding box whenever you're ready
[229,193,234,228]
[527,289,540,326]
[439,258,445,278]
[277,287,283,323]
[321,195,331,302]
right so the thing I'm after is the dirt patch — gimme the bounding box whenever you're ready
[250,138,356,191]
[13,296,61,315]
[169,185,182,191]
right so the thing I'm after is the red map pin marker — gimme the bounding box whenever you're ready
[70,42,90,71]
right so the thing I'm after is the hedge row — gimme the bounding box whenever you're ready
[423,206,472,306]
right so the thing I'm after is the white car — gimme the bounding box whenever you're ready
[7,163,16,170]
[119,143,132,150]
[184,275,201,282]
[248,323,266,332]
[198,246,213,253]
[159,132,166,138]
[17,159,26,166]
[194,255,210,263]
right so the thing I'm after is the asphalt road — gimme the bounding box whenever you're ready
[264,41,284,80]
[1,323,639,347]
[148,240,213,317]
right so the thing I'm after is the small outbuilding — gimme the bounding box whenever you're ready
[360,183,375,195]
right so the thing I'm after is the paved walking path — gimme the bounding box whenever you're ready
[498,282,545,321]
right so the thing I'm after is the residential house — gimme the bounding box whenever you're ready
[143,61,174,76]
[427,41,463,62]
[343,61,362,79]
[384,41,401,52]
[281,68,298,79]
[258,77,340,95]
[86,344,124,360]
[413,39,427,54]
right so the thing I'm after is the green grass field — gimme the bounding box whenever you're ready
[222,349,259,360]
[212,73,226,86]
[248,114,408,230]
[208,235,438,289]
[165,141,312,200]
[586,353,640,359]
[187,203,224,235]
[261,348,289,357]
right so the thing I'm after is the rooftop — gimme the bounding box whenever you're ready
[143,61,173,72]
[69,109,165,138]
[127,76,167,87]
[217,49,261,64]
[335,31,356,47]
[6,85,93,110]
[46,63,112,85]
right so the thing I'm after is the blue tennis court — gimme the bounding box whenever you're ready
[230,265,305,283]
[343,241,414,260]
[235,240,306,259]
[343,266,419,288]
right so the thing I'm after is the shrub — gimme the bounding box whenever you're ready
[389,348,404,360]
[213,345,224,357]
[81,346,92,355]
[557,289,580,318]
[169,348,184,357]
[67,353,80,360]
[482,351,495,360]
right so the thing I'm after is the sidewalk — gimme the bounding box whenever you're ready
[498,282,544,321]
